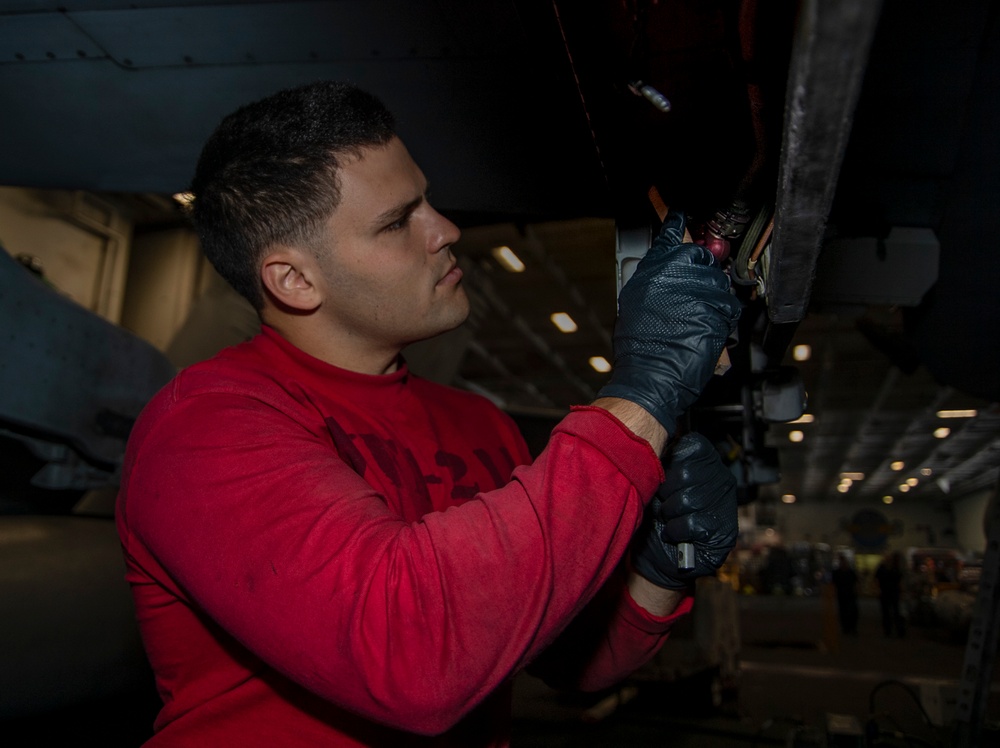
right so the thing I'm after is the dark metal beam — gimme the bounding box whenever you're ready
[766,0,883,324]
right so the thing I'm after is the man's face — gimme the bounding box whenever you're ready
[311,137,468,352]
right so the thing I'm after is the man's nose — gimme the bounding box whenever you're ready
[429,206,461,252]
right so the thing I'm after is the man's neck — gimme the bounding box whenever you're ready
[264,314,401,376]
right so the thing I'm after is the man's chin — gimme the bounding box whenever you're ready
[427,310,470,341]
[440,291,471,332]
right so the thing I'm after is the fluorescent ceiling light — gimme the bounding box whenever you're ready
[550,312,578,333]
[934,427,951,439]
[790,414,815,424]
[936,409,977,418]
[491,245,525,272]
[841,472,865,480]
[792,344,811,362]
[589,356,611,373]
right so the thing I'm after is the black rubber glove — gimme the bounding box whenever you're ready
[632,433,738,590]
[597,211,741,436]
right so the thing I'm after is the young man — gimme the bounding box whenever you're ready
[116,81,741,746]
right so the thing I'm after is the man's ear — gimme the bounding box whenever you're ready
[260,247,322,312]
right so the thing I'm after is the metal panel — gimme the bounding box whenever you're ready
[0,247,175,470]
[0,13,105,62]
[0,1,602,216]
[0,0,295,11]
[67,1,488,68]
[812,228,940,308]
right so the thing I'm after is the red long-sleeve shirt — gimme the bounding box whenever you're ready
[117,326,690,746]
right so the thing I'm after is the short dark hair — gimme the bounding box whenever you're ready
[189,81,396,310]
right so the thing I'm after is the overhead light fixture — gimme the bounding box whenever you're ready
[491,245,525,272]
[589,356,611,373]
[934,427,951,439]
[781,494,796,504]
[920,468,933,477]
[790,414,815,424]
[906,477,918,487]
[841,472,865,481]
[890,461,905,471]
[837,483,850,493]
[899,484,911,493]
[550,312,578,333]
[792,344,811,362]
[789,430,805,443]
[839,478,853,488]
[936,409,977,418]
[882,495,894,505]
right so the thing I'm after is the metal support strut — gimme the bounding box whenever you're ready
[954,476,1000,746]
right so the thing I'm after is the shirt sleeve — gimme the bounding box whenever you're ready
[118,392,664,736]
[526,563,693,692]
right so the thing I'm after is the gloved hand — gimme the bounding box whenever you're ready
[597,211,741,436]
[632,432,738,590]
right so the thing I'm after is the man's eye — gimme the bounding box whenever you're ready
[385,215,410,232]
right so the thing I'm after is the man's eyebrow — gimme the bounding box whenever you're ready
[372,188,428,228]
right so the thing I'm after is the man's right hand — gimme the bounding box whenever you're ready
[597,211,741,437]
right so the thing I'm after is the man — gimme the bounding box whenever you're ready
[831,553,859,636]
[116,81,741,746]
[875,551,906,638]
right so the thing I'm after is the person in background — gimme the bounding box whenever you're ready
[831,552,859,636]
[116,81,742,746]
[875,551,907,638]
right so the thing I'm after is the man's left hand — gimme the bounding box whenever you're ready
[632,432,738,590]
